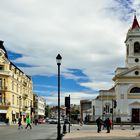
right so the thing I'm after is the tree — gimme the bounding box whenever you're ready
[45,105,51,118]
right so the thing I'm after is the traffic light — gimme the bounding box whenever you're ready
[65,97,70,108]
[113,100,117,108]
[65,96,70,115]
[110,108,113,113]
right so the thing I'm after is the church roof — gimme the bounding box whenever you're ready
[99,87,115,92]
[0,40,8,58]
[131,15,139,29]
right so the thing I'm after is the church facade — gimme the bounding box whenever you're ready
[91,15,140,123]
[113,15,140,123]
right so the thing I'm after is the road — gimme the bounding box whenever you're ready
[0,124,58,140]
[0,123,140,140]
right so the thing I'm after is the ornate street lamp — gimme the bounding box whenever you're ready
[56,54,62,140]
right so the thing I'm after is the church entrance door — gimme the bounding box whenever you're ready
[132,108,140,123]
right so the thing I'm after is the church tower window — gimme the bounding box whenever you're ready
[134,42,140,53]
[135,71,139,75]
[135,58,139,62]
[130,87,140,93]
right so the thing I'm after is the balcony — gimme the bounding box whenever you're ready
[23,82,27,87]
[0,102,11,109]
[23,105,28,111]
[0,70,12,76]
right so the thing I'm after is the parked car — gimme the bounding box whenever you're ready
[48,118,64,124]
[38,118,46,124]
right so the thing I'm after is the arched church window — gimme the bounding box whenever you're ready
[130,87,140,93]
[134,42,140,53]
[127,45,129,56]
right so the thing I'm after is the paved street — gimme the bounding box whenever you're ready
[63,124,140,140]
[0,124,57,140]
[0,123,140,140]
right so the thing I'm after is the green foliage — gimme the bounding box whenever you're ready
[45,105,51,117]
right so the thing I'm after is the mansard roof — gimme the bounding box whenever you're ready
[0,40,8,58]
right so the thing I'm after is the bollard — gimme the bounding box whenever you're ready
[63,123,67,134]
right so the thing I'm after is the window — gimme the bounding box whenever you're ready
[134,42,140,53]
[130,87,140,93]
[17,84,18,92]
[135,58,139,62]
[12,81,14,90]
[104,104,110,113]
[12,95,14,105]
[0,79,2,90]
[0,65,4,70]
[17,97,19,105]
[135,71,139,75]
[121,94,124,99]
[127,45,129,56]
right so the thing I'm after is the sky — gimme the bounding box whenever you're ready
[0,0,140,105]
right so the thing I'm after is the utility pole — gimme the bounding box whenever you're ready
[68,95,70,133]
[112,99,114,130]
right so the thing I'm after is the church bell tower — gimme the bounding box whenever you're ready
[125,15,140,68]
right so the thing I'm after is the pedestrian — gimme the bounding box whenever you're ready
[34,118,38,125]
[18,117,23,129]
[25,116,32,129]
[96,117,103,133]
[14,118,17,124]
[5,117,9,126]
[105,118,112,133]
[102,119,107,130]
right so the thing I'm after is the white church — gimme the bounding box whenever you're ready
[113,15,140,123]
[81,15,140,123]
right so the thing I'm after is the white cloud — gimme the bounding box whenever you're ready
[0,0,139,92]
[45,91,98,105]
[80,81,113,91]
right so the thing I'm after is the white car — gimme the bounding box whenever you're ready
[48,118,64,124]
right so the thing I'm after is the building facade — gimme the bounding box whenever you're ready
[33,94,46,119]
[80,100,92,122]
[0,41,33,124]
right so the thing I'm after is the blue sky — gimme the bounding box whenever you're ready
[1,0,140,105]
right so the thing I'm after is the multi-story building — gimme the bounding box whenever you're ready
[33,94,46,119]
[0,41,33,124]
[50,105,66,119]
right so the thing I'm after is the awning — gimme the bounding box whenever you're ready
[0,110,7,113]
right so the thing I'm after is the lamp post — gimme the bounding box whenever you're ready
[19,96,22,117]
[56,54,62,140]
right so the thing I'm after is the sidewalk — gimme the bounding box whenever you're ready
[63,127,140,140]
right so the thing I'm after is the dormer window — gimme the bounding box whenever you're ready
[134,42,140,53]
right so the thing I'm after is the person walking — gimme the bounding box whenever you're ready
[25,116,32,129]
[96,117,103,133]
[18,117,23,129]
[5,117,9,126]
[105,118,112,133]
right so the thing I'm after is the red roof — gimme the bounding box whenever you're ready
[131,15,139,29]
